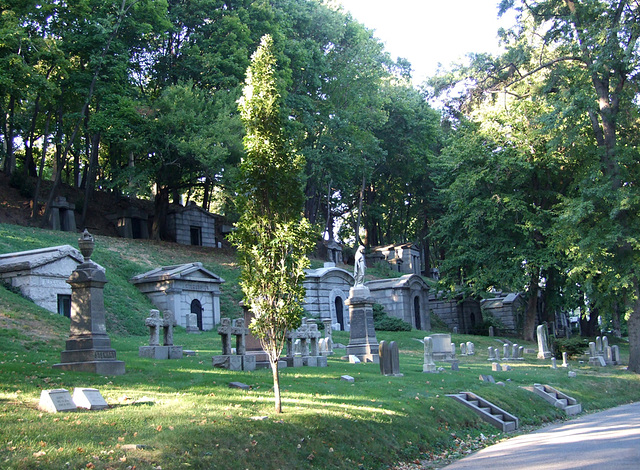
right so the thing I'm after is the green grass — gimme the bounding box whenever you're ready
[1,223,640,469]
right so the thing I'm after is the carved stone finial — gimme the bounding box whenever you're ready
[78,229,95,262]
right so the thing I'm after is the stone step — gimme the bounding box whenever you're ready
[532,384,582,416]
[447,392,519,433]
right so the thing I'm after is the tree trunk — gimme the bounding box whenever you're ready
[3,95,16,175]
[271,359,282,413]
[80,129,101,229]
[523,268,539,342]
[628,279,640,373]
[580,306,600,338]
[152,186,170,241]
[31,113,51,219]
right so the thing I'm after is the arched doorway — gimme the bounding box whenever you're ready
[414,296,421,330]
[335,296,344,330]
[191,299,203,330]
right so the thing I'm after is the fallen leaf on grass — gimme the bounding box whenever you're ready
[33,451,46,457]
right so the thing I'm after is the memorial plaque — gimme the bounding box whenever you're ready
[39,389,77,413]
[73,387,108,410]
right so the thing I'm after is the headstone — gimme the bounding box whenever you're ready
[430,333,455,361]
[604,346,613,365]
[53,230,125,375]
[488,326,494,337]
[501,364,511,372]
[140,309,183,359]
[185,313,201,334]
[349,354,361,364]
[568,371,577,378]
[466,342,475,355]
[487,346,496,361]
[451,342,456,356]
[503,344,509,360]
[536,324,552,359]
[511,344,519,359]
[602,336,609,352]
[518,346,525,359]
[588,341,599,366]
[495,349,501,362]
[611,345,620,365]
[145,309,163,346]
[551,357,557,369]
[562,351,569,367]
[479,374,495,383]
[452,326,458,334]
[451,361,459,371]
[340,375,355,382]
[595,336,603,355]
[39,389,77,413]
[72,387,108,410]
[422,337,437,373]
[380,340,402,376]
[460,343,467,356]
[212,317,251,370]
[492,362,501,372]
[229,382,250,390]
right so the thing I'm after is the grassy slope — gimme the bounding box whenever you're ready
[1,223,640,470]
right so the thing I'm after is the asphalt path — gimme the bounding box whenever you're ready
[441,401,640,469]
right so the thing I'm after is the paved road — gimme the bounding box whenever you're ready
[442,402,640,469]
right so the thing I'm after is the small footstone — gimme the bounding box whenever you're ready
[229,382,250,390]
[340,375,355,382]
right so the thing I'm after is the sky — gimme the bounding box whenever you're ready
[336,0,516,85]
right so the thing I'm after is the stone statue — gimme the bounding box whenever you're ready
[353,245,366,286]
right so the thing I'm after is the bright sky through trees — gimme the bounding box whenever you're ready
[336,0,516,84]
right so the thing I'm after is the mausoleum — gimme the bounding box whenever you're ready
[366,274,431,330]
[0,245,97,316]
[370,243,422,275]
[166,202,220,247]
[428,292,483,334]
[303,263,353,331]
[130,262,224,331]
[480,292,525,335]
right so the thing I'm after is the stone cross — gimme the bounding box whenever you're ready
[145,309,164,346]
[162,310,176,346]
[423,337,437,373]
[218,318,233,355]
[231,318,248,355]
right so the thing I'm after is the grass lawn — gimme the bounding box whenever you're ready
[1,223,640,469]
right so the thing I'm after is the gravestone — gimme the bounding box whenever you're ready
[562,352,569,368]
[595,336,603,356]
[611,345,621,365]
[536,324,552,359]
[379,340,402,376]
[345,254,379,363]
[492,362,501,372]
[341,375,355,382]
[479,374,495,383]
[604,346,613,365]
[487,346,496,361]
[422,337,437,373]
[53,230,125,375]
[551,357,557,369]
[511,344,519,360]
[39,389,77,413]
[212,317,254,371]
[430,333,455,361]
[488,326,494,337]
[139,309,183,359]
[466,341,475,355]
[518,346,525,359]
[185,313,201,334]
[72,387,108,410]
[503,344,509,361]
[460,343,467,356]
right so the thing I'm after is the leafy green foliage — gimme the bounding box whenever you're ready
[372,303,412,331]
[231,35,315,412]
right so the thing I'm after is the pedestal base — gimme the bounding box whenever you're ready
[345,291,379,364]
[53,359,125,376]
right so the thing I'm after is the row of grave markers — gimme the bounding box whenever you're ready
[39,388,108,413]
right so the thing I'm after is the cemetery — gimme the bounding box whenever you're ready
[1,223,639,470]
[2,0,640,466]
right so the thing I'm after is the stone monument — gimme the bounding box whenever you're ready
[53,230,125,375]
[139,309,183,359]
[379,340,402,377]
[422,337,437,373]
[536,324,552,359]
[345,246,379,363]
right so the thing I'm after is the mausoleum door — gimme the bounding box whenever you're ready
[414,296,421,330]
[191,299,203,330]
[335,297,344,330]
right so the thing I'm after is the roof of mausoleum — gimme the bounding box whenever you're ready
[130,262,225,284]
[366,273,429,291]
[0,245,83,273]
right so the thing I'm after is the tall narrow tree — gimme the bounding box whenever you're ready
[231,35,314,413]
